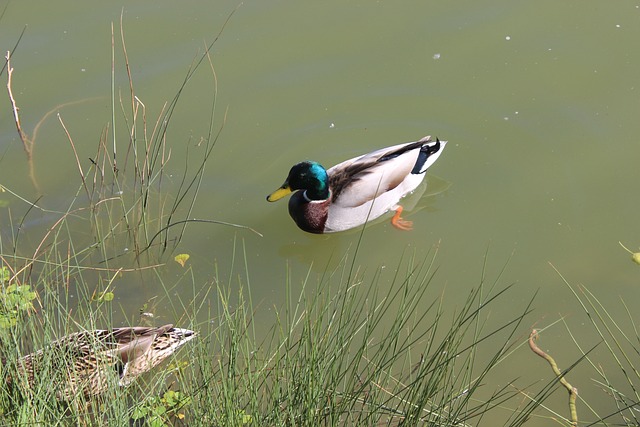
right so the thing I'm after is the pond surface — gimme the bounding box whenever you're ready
[1,1,640,424]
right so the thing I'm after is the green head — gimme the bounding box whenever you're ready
[267,161,330,202]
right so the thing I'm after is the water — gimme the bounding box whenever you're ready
[1,1,640,424]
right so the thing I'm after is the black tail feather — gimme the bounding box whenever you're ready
[412,138,441,174]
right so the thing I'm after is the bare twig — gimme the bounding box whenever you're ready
[57,113,91,201]
[5,50,39,192]
[110,22,118,174]
[5,53,29,151]
[138,217,262,259]
[529,329,578,427]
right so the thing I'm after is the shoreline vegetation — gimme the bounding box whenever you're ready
[1,12,638,427]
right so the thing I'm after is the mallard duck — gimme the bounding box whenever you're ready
[13,324,196,399]
[267,135,446,233]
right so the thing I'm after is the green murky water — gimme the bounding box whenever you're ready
[2,1,640,424]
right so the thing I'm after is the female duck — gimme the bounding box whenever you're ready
[267,135,446,233]
[13,324,196,399]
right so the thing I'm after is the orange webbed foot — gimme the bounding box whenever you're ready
[391,206,413,231]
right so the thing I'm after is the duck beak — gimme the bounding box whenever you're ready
[267,184,292,202]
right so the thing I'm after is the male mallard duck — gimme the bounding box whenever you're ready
[267,135,446,233]
[13,324,196,399]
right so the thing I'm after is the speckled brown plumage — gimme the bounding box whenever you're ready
[12,324,196,399]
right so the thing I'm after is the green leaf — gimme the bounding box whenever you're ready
[131,406,148,419]
[92,291,114,302]
[0,266,9,283]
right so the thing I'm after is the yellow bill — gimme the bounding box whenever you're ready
[267,185,292,202]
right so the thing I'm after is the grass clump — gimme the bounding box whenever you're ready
[0,13,226,425]
[0,214,546,427]
[181,251,541,427]
[547,266,640,426]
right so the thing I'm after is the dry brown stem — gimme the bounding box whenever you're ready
[5,50,39,192]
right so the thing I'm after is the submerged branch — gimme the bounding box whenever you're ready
[5,51,98,195]
[5,50,39,193]
[5,51,30,153]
